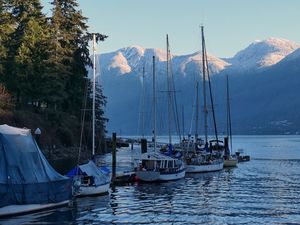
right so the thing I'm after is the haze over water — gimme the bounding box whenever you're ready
[1,136,300,224]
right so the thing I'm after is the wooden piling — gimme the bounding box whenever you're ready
[112,132,117,183]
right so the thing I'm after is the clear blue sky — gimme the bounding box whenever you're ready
[41,0,300,58]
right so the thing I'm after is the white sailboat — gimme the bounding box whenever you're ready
[68,33,110,196]
[136,54,185,182]
[184,26,224,173]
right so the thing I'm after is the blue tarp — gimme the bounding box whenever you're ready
[67,161,110,186]
[0,125,72,207]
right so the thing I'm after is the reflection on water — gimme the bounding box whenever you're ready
[1,136,300,224]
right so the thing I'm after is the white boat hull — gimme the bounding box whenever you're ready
[0,200,69,218]
[159,169,186,181]
[76,182,110,197]
[186,161,223,173]
[136,169,185,182]
[224,158,238,167]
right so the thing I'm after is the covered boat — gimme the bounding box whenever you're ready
[0,124,71,217]
[67,161,110,196]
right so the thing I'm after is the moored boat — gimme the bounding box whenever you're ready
[136,152,185,182]
[67,34,110,196]
[183,26,224,173]
[0,124,71,217]
[67,161,110,196]
[136,54,185,182]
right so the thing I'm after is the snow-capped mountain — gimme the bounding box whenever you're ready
[226,37,300,72]
[99,45,229,78]
[99,37,300,79]
[95,38,300,135]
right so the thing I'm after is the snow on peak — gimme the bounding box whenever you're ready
[177,51,230,76]
[109,52,132,74]
[229,37,300,71]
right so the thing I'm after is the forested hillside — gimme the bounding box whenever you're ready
[0,0,108,159]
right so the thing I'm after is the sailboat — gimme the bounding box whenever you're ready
[224,75,238,167]
[0,125,71,217]
[136,54,185,182]
[67,33,110,196]
[184,26,224,173]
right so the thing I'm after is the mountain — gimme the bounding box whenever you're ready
[96,38,300,135]
[100,45,229,79]
[225,37,300,73]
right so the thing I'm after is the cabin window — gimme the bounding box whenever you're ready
[156,160,161,169]
[143,160,155,170]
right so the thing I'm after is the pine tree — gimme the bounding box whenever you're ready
[6,0,50,106]
[0,0,15,83]
[51,0,89,115]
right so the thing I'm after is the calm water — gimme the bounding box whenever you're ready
[1,136,300,225]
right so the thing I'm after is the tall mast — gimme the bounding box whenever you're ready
[152,56,157,152]
[92,33,96,156]
[201,26,208,144]
[182,104,185,139]
[141,66,145,138]
[195,81,199,140]
[166,34,172,145]
[227,75,233,152]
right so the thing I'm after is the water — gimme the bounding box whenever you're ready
[1,136,300,224]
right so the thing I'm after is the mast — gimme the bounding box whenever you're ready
[195,81,199,141]
[227,75,233,152]
[166,34,172,145]
[92,33,96,156]
[182,104,185,139]
[201,26,208,144]
[153,56,157,152]
[202,26,219,143]
[205,42,219,142]
[141,66,145,138]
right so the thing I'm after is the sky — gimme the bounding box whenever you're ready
[41,0,300,58]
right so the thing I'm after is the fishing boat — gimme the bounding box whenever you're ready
[223,75,238,167]
[136,55,185,182]
[67,34,110,196]
[0,125,71,217]
[184,26,224,173]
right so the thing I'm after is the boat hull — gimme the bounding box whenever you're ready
[136,171,160,182]
[0,200,69,218]
[186,161,223,173]
[224,158,238,167]
[76,182,110,197]
[159,169,186,181]
[136,169,185,182]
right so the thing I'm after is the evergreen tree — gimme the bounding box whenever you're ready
[0,0,15,83]
[51,0,89,115]
[95,81,108,136]
[6,0,50,106]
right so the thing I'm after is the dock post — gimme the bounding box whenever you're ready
[141,138,147,153]
[112,132,117,183]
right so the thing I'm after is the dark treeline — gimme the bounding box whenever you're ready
[0,0,108,156]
